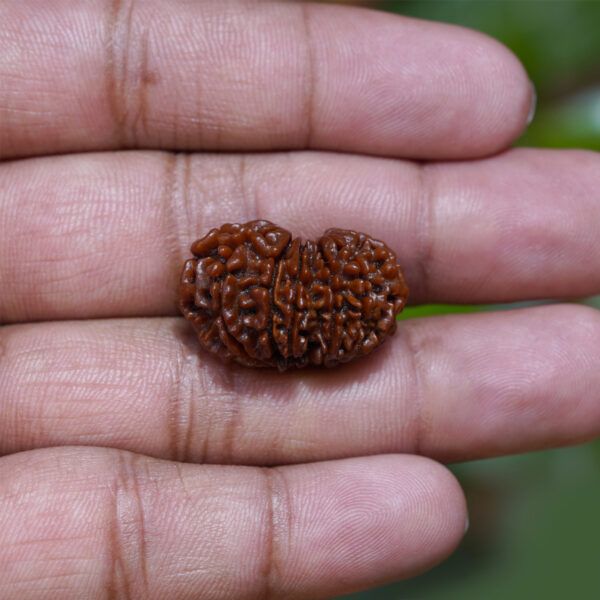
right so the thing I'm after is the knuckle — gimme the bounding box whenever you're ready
[105,0,153,145]
[260,468,290,599]
[401,321,432,455]
[106,452,150,598]
[169,331,198,463]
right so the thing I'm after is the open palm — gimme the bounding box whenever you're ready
[1,1,599,598]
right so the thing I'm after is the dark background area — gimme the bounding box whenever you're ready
[318,1,600,599]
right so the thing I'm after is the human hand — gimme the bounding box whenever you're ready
[1,1,599,598]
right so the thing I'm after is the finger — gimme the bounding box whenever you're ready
[2,148,600,323]
[0,448,466,599]
[0,0,532,160]
[1,305,599,464]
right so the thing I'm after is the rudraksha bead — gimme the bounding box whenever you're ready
[179,221,409,370]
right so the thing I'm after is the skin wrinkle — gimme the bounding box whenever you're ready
[106,455,132,600]
[221,386,243,465]
[206,356,268,464]
[0,327,10,456]
[105,0,157,149]
[413,161,435,301]
[186,334,214,466]
[169,321,195,463]
[400,322,429,457]
[198,400,210,465]
[174,462,193,504]
[201,390,244,464]
[236,154,261,224]
[162,152,184,313]
[300,3,316,149]
[260,468,288,600]
[139,29,158,139]
[105,0,130,146]
[168,162,224,463]
[106,453,150,600]
[104,0,119,145]
[184,379,195,465]
[0,326,44,456]
[130,28,156,143]
[123,0,136,141]
[173,322,207,464]
[164,153,200,463]
[132,456,150,597]
[192,369,263,466]
[170,332,250,465]
[261,469,275,600]
[237,154,249,221]
[183,153,192,236]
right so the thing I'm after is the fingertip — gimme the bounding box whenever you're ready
[307,6,535,159]
[428,24,535,158]
[468,31,535,155]
[279,454,467,596]
[388,455,468,574]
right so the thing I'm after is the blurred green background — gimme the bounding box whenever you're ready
[323,1,600,599]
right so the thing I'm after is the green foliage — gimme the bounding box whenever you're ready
[399,303,485,318]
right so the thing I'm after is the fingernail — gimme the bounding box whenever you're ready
[527,80,537,126]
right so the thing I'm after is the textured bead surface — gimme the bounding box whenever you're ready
[179,221,409,370]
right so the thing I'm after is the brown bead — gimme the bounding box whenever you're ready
[179,221,409,371]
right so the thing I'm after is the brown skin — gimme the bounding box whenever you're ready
[1,1,599,599]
